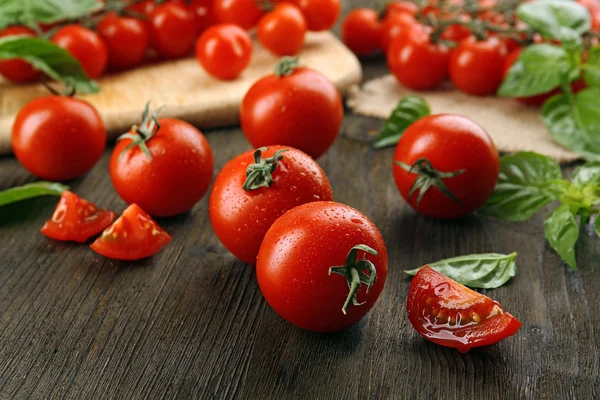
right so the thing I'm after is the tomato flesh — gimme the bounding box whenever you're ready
[91,204,172,260]
[407,266,522,352]
[41,191,115,243]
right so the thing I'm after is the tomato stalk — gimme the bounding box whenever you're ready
[117,101,164,161]
[274,56,300,77]
[243,147,288,190]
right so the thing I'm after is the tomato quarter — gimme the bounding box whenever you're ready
[52,25,108,79]
[0,26,41,84]
[196,23,252,80]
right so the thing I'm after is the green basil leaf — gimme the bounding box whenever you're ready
[572,161,600,186]
[498,44,569,97]
[0,0,100,30]
[517,0,591,39]
[0,36,99,94]
[481,152,564,221]
[594,214,600,236]
[544,204,579,270]
[0,182,67,207]
[404,253,517,289]
[373,95,430,149]
[583,45,600,87]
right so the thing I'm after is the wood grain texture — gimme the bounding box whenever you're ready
[0,2,599,399]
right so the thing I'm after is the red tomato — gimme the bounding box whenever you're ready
[290,0,340,31]
[12,96,106,181]
[387,27,450,91]
[441,22,471,42]
[41,191,115,243]
[190,0,217,36]
[97,13,150,70]
[91,204,172,260]
[257,201,388,332]
[407,266,522,353]
[0,26,41,84]
[393,114,499,219]
[52,25,108,79]
[257,3,306,56]
[240,59,343,159]
[450,36,507,96]
[149,3,196,58]
[578,0,600,14]
[341,8,382,56]
[380,12,418,52]
[503,47,557,107]
[213,0,263,30]
[196,23,252,80]
[385,1,418,16]
[110,108,214,217]
[126,0,157,16]
[209,146,332,264]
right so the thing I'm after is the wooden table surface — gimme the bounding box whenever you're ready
[1,3,600,399]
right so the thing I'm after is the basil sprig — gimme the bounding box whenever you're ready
[0,182,67,207]
[372,95,430,149]
[0,0,100,30]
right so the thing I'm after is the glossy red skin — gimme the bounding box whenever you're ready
[380,13,418,52]
[52,25,108,79]
[385,1,418,16]
[393,114,499,219]
[209,146,332,264]
[190,0,218,36]
[196,24,252,80]
[41,191,115,243]
[240,67,343,159]
[97,13,149,70]
[290,0,340,31]
[503,47,557,107]
[110,118,213,217]
[441,22,471,42]
[342,8,382,56]
[149,3,196,59]
[213,0,263,30]
[387,28,450,91]
[450,36,507,96]
[407,266,522,353]
[0,26,41,83]
[12,96,106,181]
[127,0,157,16]
[257,4,306,56]
[257,201,388,332]
[91,204,172,260]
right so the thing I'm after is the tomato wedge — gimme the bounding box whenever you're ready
[41,191,115,243]
[407,266,521,353]
[90,204,172,260]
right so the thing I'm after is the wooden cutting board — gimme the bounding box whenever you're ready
[0,31,362,155]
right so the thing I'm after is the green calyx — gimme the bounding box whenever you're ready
[274,56,300,77]
[117,101,163,161]
[395,158,465,207]
[329,244,379,315]
[243,147,288,191]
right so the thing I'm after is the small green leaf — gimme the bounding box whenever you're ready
[0,0,100,30]
[583,45,600,87]
[572,161,600,187]
[517,0,591,39]
[0,182,67,207]
[404,253,517,289]
[544,204,579,269]
[373,95,430,149]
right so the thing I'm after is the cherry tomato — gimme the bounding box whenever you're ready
[41,191,115,243]
[210,146,332,264]
[257,201,388,332]
[52,25,108,79]
[450,36,507,96]
[503,47,558,107]
[0,26,41,84]
[110,107,214,217]
[213,0,263,30]
[385,1,418,16]
[393,114,499,219]
[380,12,418,52]
[126,0,157,16]
[97,13,149,70]
[441,22,471,42]
[341,8,382,56]
[240,59,343,159]
[91,204,172,260]
[196,23,252,80]
[387,27,450,91]
[407,266,522,353]
[149,3,196,59]
[257,3,306,56]
[12,96,106,181]
[290,0,340,31]
[190,0,217,36]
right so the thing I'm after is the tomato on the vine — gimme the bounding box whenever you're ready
[257,3,306,56]
[213,0,263,30]
[380,12,418,52]
[97,13,149,70]
[196,24,252,80]
[407,266,522,353]
[149,3,196,59]
[257,201,388,332]
[52,25,108,79]
[341,8,382,56]
[0,26,41,84]
[110,104,214,217]
[385,1,418,17]
[393,114,499,219]
[209,146,332,264]
[240,57,343,159]
[290,0,340,31]
[12,96,106,181]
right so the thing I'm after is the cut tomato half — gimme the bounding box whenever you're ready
[90,204,172,260]
[41,191,116,243]
[407,266,522,353]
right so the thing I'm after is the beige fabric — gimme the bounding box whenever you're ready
[347,74,580,163]
[0,31,362,155]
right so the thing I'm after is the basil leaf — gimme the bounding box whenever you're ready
[481,152,564,221]
[404,253,517,289]
[517,0,591,39]
[0,36,99,94]
[572,161,600,187]
[594,214,600,236]
[544,204,579,270]
[373,95,430,149]
[0,182,67,207]
[583,45,600,87]
[498,44,569,97]
[0,0,100,30]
